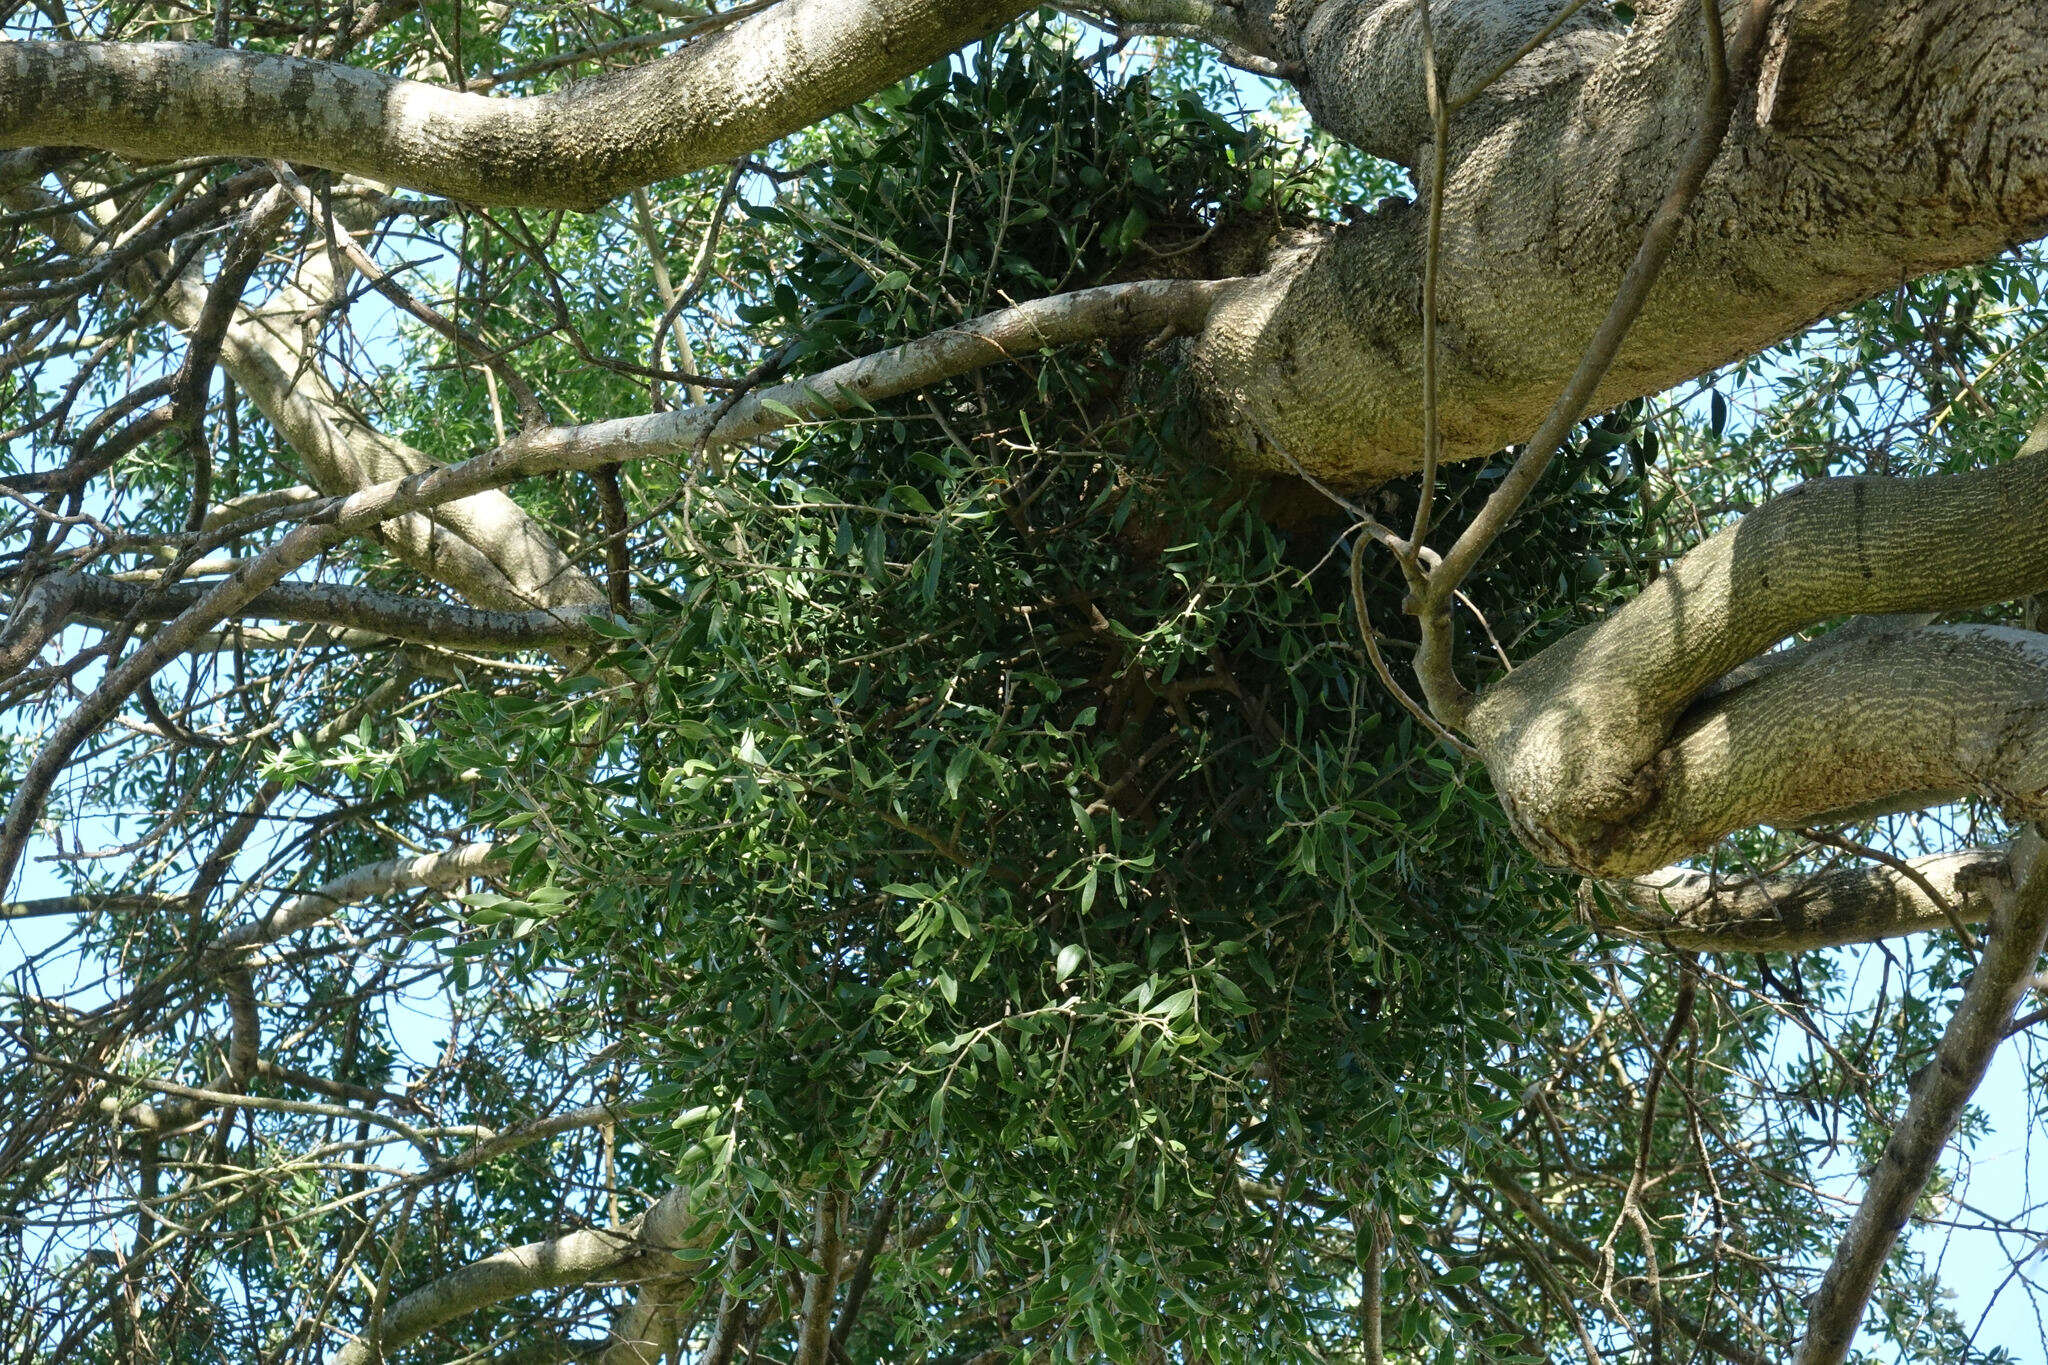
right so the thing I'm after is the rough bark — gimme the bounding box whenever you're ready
[1469,422,2048,876]
[1184,0,2048,484]
[12,1,2048,492]
[0,0,1025,209]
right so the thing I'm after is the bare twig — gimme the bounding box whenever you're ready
[1795,833,2048,1364]
[268,158,545,422]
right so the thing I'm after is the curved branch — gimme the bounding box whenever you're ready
[329,1186,709,1365]
[0,0,1027,209]
[1471,424,2048,874]
[1625,625,2048,873]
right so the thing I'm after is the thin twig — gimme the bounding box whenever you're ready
[1795,832,2048,1364]
[1409,0,1450,558]
[1350,533,1478,758]
[268,158,544,423]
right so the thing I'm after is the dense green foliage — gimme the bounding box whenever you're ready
[438,36,1621,1358]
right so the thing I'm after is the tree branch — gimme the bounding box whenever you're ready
[1185,0,2048,485]
[1483,1165,1767,1365]
[1585,846,2016,953]
[6,570,610,659]
[792,1190,844,1365]
[1470,420,2048,875]
[328,1186,709,1365]
[1410,0,1769,729]
[1064,1,1296,77]
[0,275,1226,911]
[1794,831,2048,1364]
[212,841,504,963]
[0,1,1028,208]
[2,173,603,613]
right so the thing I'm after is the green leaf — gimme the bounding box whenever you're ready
[1012,1303,1061,1332]
[945,746,974,800]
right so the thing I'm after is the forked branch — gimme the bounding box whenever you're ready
[1470,419,2048,876]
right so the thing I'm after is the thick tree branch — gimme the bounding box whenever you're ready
[1065,1,1295,76]
[596,1286,680,1365]
[1185,0,2048,484]
[0,1,1027,209]
[1410,0,1764,729]
[792,1192,844,1365]
[1539,624,2048,875]
[1470,422,2048,875]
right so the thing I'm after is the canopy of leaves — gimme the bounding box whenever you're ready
[4,8,2048,1365]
